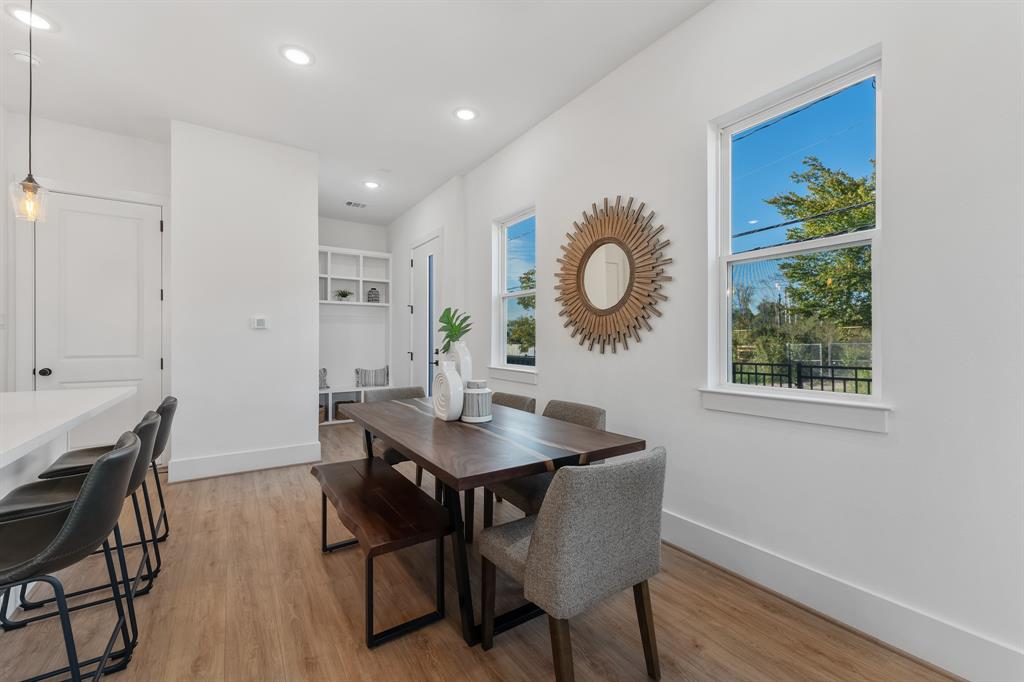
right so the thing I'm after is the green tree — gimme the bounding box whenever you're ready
[766,156,874,328]
[517,268,536,311]
[507,315,535,354]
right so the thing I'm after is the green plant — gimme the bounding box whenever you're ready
[334,289,353,300]
[438,307,472,353]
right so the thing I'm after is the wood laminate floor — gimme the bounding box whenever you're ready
[0,423,952,681]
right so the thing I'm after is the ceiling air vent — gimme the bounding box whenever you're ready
[345,201,367,209]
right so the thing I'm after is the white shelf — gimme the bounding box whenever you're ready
[318,245,392,428]
[320,300,389,308]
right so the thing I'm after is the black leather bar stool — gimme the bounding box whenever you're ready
[7,411,161,621]
[40,395,177,546]
[0,432,140,682]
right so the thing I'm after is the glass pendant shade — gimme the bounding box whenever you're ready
[9,175,46,222]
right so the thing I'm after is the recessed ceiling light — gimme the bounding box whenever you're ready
[454,108,478,121]
[9,7,51,30]
[363,181,380,190]
[281,46,312,66]
[10,50,39,66]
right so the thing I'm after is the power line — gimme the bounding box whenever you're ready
[732,200,874,239]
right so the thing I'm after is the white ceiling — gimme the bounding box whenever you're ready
[0,1,708,225]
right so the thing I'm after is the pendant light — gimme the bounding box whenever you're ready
[9,0,46,222]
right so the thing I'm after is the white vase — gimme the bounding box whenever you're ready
[432,360,464,421]
[447,340,473,386]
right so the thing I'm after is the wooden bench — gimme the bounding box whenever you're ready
[311,457,450,648]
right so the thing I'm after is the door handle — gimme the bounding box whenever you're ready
[432,360,439,367]
[37,367,52,376]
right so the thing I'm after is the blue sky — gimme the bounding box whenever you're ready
[505,215,536,323]
[731,77,875,254]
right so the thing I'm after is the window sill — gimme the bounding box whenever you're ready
[699,386,891,433]
[489,365,538,385]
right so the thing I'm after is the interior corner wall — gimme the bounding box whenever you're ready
[168,121,319,481]
[386,2,1024,678]
[318,216,387,251]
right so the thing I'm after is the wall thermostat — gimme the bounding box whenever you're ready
[251,315,269,330]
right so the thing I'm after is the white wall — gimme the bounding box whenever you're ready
[168,121,319,481]
[388,2,1024,678]
[318,216,387,251]
[1,114,170,392]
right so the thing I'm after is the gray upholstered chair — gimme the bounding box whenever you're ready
[492,392,537,414]
[363,387,426,486]
[479,447,666,681]
[484,400,606,528]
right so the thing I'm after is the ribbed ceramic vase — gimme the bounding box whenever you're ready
[448,340,473,387]
[432,360,464,421]
[461,380,492,423]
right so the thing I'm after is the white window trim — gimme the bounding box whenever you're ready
[492,207,538,376]
[704,56,891,432]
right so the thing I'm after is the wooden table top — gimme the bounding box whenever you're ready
[342,398,646,491]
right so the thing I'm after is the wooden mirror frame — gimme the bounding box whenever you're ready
[555,196,672,353]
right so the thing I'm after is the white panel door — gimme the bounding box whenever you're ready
[410,236,440,394]
[34,192,163,448]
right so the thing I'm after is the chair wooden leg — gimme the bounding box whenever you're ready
[434,478,443,503]
[463,489,474,543]
[548,616,574,682]
[415,465,423,487]
[481,558,496,650]
[633,581,660,680]
[483,489,494,528]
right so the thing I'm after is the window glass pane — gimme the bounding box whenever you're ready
[505,215,536,293]
[731,77,876,254]
[505,295,536,367]
[730,245,871,394]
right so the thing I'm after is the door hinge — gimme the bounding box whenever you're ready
[159,220,164,232]
[160,357,164,370]
[160,289,164,301]
[410,258,414,267]
[408,352,414,361]
[408,304,413,314]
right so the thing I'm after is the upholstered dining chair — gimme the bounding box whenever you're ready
[478,447,666,681]
[492,392,536,414]
[483,400,606,529]
[363,386,427,487]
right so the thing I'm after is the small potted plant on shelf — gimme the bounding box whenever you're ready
[334,289,353,301]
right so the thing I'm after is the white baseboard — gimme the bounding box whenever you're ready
[168,441,321,482]
[661,509,1024,682]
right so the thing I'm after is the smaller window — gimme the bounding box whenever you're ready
[497,213,536,368]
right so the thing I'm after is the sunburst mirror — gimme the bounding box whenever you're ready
[555,196,671,353]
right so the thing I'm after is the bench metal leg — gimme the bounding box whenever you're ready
[321,493,357,553]
[364,538,445,648]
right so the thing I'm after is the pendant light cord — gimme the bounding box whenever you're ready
[27,0,33,175]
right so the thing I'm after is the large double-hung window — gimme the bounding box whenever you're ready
[717,63,880,396]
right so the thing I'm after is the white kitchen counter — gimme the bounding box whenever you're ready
[0,387,137,471]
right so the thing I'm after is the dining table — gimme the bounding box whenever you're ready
[341,396,646,646]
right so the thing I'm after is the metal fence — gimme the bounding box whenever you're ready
[732,361,872,394]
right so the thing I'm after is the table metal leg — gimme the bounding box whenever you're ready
[363,429,373,458]
[442,484,477,646]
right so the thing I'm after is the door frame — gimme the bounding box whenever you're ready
[12,174,169,407]
[408,230,443,387]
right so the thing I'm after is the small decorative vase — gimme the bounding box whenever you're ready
[366,287,381,303]
[432,360,464,421]
[462,380,492,423]
[447,340,473,387]
[318,368,329,390]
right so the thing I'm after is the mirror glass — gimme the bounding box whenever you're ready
[582,243,631,310]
